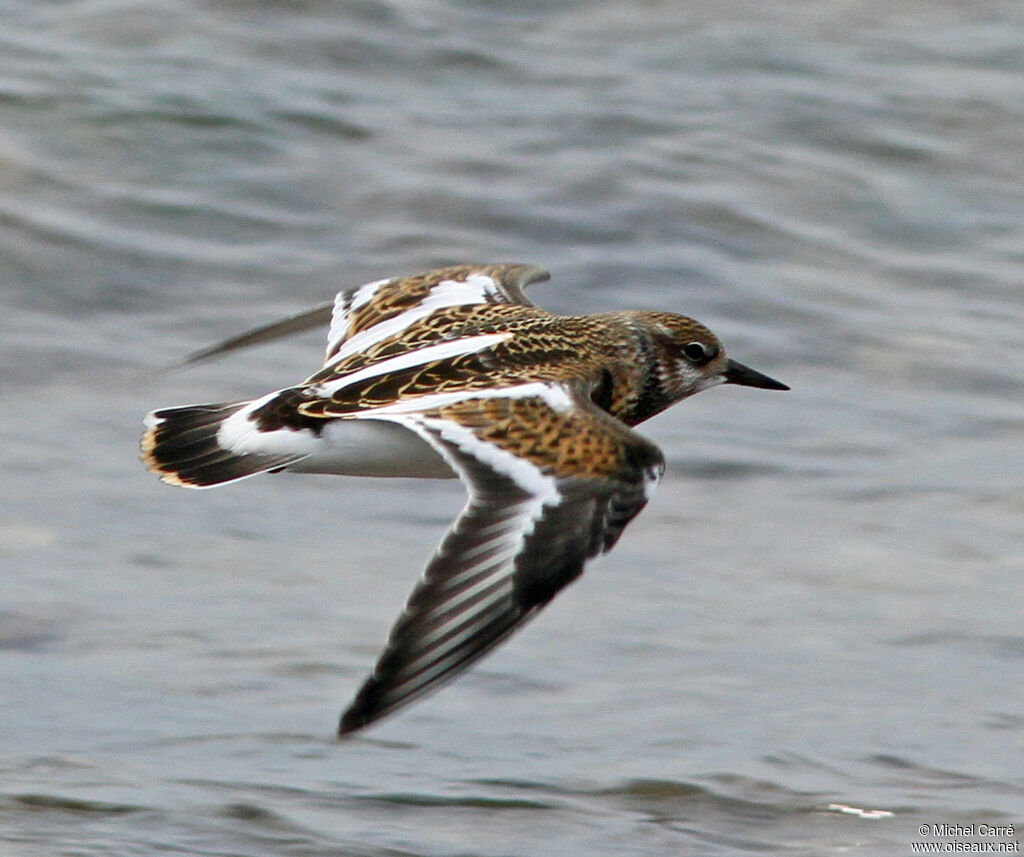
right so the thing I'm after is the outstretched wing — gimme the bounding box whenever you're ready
[324,263,549,363]
[164,301,335,370]
[338,386,664,735]
[163,263,549,371]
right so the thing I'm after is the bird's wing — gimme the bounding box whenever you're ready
[323,263,549,364]
[163,263,549,371]
[338,385,664,735]
[163,301,335,370]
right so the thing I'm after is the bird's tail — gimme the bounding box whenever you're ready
[141,401,302,488]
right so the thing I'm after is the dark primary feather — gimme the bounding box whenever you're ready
[338,413,662,736]
[166,302,335,369]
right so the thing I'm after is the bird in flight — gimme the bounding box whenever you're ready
[141,263,788,735]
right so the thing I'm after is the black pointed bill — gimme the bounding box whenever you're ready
[723,359,789,391]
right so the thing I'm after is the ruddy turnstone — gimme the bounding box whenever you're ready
[141,263,788,735]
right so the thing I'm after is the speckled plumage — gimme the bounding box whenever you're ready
[141,263,788,735]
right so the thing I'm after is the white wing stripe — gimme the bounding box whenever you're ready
[353,382,573,418]
[431,419,561,504]
[329,274,507,362]
[326,276,391,356]
[349,277,393,310]
[319,333,510,397]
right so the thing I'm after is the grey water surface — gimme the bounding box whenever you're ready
[2,1,1022,855]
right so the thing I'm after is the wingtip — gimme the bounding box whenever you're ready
[500,263,551,290]
[164,301,336,371]
[337,705,373,738]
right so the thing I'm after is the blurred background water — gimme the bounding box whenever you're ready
[2,1,1023,855]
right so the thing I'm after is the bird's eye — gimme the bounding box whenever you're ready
[683,341,717,365]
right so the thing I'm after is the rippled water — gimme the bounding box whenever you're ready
[2,1,1023,854]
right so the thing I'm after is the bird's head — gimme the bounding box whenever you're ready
[640,312,789,411]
